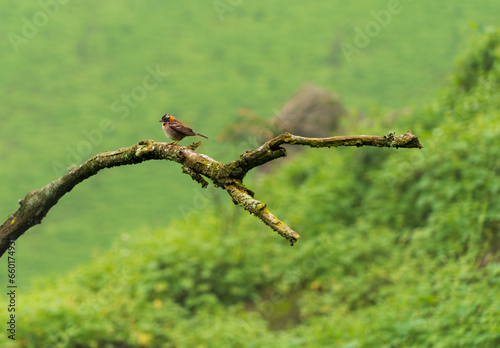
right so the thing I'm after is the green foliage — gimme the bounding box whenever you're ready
[0,3,500,348]
[1,28,500,347]
[452,28,500,93]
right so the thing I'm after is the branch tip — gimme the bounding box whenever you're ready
[182,166,209,188]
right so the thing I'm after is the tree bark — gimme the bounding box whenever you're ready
[0,131,422,258]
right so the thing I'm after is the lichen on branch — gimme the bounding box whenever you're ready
[0,131,422,258]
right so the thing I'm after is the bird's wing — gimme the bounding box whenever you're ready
[169,121,196,136]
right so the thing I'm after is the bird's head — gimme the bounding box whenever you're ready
[159,114,175,123]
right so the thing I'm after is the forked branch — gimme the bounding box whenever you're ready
[0,131,422,257]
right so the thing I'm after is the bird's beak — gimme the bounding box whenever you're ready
[159,119,163,122]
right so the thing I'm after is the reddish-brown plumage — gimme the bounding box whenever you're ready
[159,114,209,145]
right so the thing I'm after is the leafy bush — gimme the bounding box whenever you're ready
[1,28,500,348]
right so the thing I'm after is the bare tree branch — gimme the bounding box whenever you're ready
[228,131,422,177]
[0,131,422,258]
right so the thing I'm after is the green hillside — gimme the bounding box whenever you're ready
[1,27,499,347]
[1,1,499,282]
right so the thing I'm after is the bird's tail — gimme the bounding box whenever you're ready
[196,133,209,139]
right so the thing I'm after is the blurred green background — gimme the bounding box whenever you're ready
[0,0,499,346]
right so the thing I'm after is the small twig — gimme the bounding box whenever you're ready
[182,166,209,188]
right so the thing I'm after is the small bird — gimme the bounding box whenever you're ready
[159,114,209,145]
